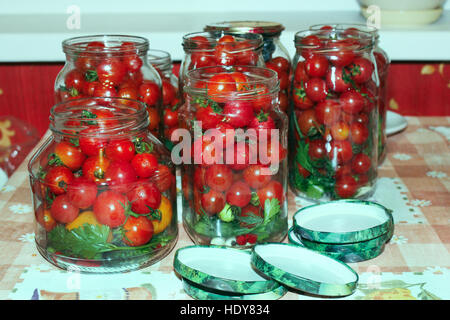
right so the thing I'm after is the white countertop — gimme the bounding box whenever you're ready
[0,0,449,62]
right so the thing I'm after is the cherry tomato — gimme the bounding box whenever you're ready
[214,42,237,66]
[305,77,328,102]
[64,69,85,93]
[96,58,126,86]
[82,155,111,184]
[131,152,158,178]
[163,108,178,128]
[329,140,353,164]
[52,141,85,171]
[248,112,276,140]
[78,127,109,157]
[251,84,272,112]
[67,177,98,209]
[50,194,79,223]
[278,91,288,113]
[153,164,175,193]
[105,139,135,162]
[223,100,254,128]
[205,164,233,192]
[293,82,314,110]
[36,205,57,232]
[294,61,309,83]
[297,163,311,178]
[239,205,263,228]
[305,55,329,77]
[325,66,352,93]
[350,121,369,144]
[226,181,252,208]
[340,90,365,114]
[147,107,161,132]
[93,84,118,98]
[44,166,74,195]
[335,175,358,198]
[351,153,371,174]
[243,165,272,189]
[193,166,207,192]
[105,160,137,191]
[234,41,258,65]
[207,73,236,103]
[139,81,161,107]
[118,86,139,100]
[228,142,254,171]
[122,55,143,73]
[308,139,327,160]
[315,99,341,126]
[127,182,162,214]
[204,122,235,149]
[349,57,374,83]
[327,41,356,67]
[192,135,223,166]
[195,103,224,131]
[270,56,290,73]
[201,189,226,216]
[256,180,284,208]
[190,52,215,69]
[297,109,319,136]
[122,216,154,246]
[93,190,128,227]
[331,121,350,141]
[162,80,176,106]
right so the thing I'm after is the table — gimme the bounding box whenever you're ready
[0,116,449,300]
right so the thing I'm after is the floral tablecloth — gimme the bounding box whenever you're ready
[0,116,449,300]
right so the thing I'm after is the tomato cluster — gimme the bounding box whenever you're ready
[289,29,378,200]
[56,38,162,137]
[32,103,176,263]
[181,67,288,247]
[265,56,291,113]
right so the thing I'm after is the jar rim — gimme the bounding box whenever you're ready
[294,29,375,52]
[308,23,380,39]
[62,34,149,55]
[148,49,172,71]
[204,21,285,37]
[182,31,264,52]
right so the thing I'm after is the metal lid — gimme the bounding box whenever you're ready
[173,245,280,294]
[204,21,285,37]
[182,278,287,300]
[251,243,359,297]
[293,200,394,244]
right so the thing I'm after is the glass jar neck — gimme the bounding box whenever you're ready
[148,50,173,77]
[182,32,264,54]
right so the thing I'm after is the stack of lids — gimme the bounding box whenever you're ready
[173,200,394,300]
[289,200,394,263]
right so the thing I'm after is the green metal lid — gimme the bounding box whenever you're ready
[251,243,358,297]
[204,21,285,37]
[182,278,287,300]
[173,245,280,295]
[293,200,394,244]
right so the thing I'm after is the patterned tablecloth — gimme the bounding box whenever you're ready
[0,116,449,301]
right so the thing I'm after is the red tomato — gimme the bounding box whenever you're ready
[82,155,111,184]
[239,205,263,228]
[93,190,128,227]
[96,58,126,86]
[118,86,139,100]
[78,127,109,157]
[193,166,207,192]
[340,90,365,114]
[190,52,215,69]
[278,91,288,113]
[270,56,290,73]
[256,180,284,208]
[204,123,235,149]
[36,205,57,232]
[67,177,98,209]
[131,153,158,178]
[308,139,327,160]
[226,181,252,208]
[207,73,236,103]
[349,57,374,83]
[248,113,276,141]
[105,139,135,162]
[335,175,358,198]
[243,165,272,189]
[297,109,319,136]
[122,216,154,246]
[205,164,233,192]
[350,122,369,144]
[201,188,226,216]
[305,55,329,77]
[139,81,161,107]
[162,80,176,106]
[52,141,85,171]
[329,140,353,164]
[153,164,175,193]
[223,100,254,128]
[50,194,79,223]
[315,100,341,126]
[192,135,223,166]
[227,142,253,171]
[327,41,356,67]
[122,55,143,73]
[93,84,118,98]
[297,163,311,178]
[105,160,137,191]
[292,82,314,110]
[351,153,372,174]
[195,103,224,130]
[214,42,236,66]
[305,77,328,102]
[64,69,85,93]
[294,61,309,83]
[251,84,272,112]
[330,121,350,141]
[44,166,74,195]
[127,182,162,214]
[325,66,352,93]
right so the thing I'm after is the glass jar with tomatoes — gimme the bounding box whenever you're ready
[148,49,181,149]
[309,24,390,164]
[54,35,163,139]
[179,31,265,99]
[28,97,177,273]
[289,29,379,201]
[204,21,292,113]
[178,65,288,247]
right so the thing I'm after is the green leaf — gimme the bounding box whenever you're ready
[85,69,99,82]
[263,198,281,224]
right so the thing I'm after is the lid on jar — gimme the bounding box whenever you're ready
[293,200,394,244]
[251,243,359,297]
[173,245,281,295]
[182,278,287,300]
[205,21,285,37]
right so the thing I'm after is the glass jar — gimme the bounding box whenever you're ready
[28,97,178,273]
[54,35,163,139]
[148,49,181,149]
[309,24,390,164]
[204,21,292,113]
[288,29,379,202]
[179,31,265,99]
[177,65,289,248]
